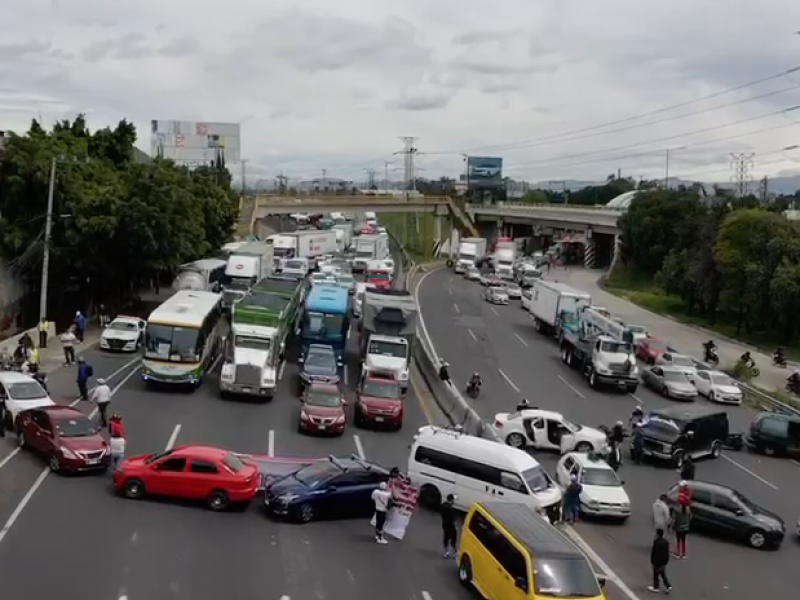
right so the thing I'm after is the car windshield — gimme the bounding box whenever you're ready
[663,370,689,382]
[581,467,620,487]
[235,335,271,352]
[337,276,354,285]
[490,282,508,289]
[648,340,667,350]
[285,260,304,269]
[362,380,400,399]
[521,465,553,493]
[532,558,601,598]
[368,340,407,358]
[109,321,137,331]
[8,381,47,400]
[305,350,335,370]
[711,374,736,386]
[54,416,95,437]
[222,453,245,473]
[145,450,173,464]
[562,418,581,432]
[647,416,682,433]
[294,462,338,488]
[628,325,646,334]
[599,340,632,353]
[367,271,391,280]
[306,389,341,407]
[145,324,200,362]
[672,356,694,367]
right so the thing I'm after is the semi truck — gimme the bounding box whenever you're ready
[454,238,487,274]
[267,234,296,272]
[353,234,388,272]
[221,277,306,399]
[528,280,592,337]
[332,222,354,251]
[559,332,639,392]
[221,241,273,310]
[359,289,418,393]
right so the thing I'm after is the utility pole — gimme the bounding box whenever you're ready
[39,157,56,322]
[759,175,769,203]
[241,159,248,194]
[383,161,390,193]
[730,153,755,198]
[394,137,419,193]
[664,149,671,189]
[365,168,376,190]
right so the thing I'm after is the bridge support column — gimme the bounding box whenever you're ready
[584,237,596,269]
[610,234,621,270]
[434,215,443,242]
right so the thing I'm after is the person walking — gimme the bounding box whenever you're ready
[371,481,392,545]
[441,494,458,558]
[563,474,583,524]
[109,415,125,471]
[680,456,695,481]
[92,378,111,427]
[652,494,671,533]
[60,327,77,365]
[672,504,691,559]
[74,311,86,343]
[648,529,672,593]
[98,304,110,328]
[38,318,49,349]
[76,356,93,402]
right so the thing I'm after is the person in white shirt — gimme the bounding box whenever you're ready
[60,328,77,365]
[371,482,392,544]
[92,378,112,427]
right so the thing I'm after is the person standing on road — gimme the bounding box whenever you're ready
[653,494,671,533]
[108,415,125,470]
[649,529,672,593]
[441,493,458,558]
[74,311,86,343]
[60,327,77,365]
[92,378,111,427]
[680,456,695,481]
[77,356,93,401]
[672,504,691,559]
[38,318,49,349]
[371,481,392,545]
[563,474,582,524]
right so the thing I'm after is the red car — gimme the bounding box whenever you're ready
[356,225,376,235]
[355,375,403,430]
[16,406,109,473]
[298,382,347,435]
[365,268,392,290]
[636,337,669,364]
[113,445,259,511]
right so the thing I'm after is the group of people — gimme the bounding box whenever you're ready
[649,483,693,593]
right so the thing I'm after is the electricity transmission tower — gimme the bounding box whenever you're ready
[394,137,419,192]
[730,153,755,198]
[365,168,377,190]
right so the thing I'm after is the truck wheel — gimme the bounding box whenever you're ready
[534,318,541,332]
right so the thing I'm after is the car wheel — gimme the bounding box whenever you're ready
[672,450,685,469]
[49,454,61,472]
[419,484,442,509]
[298,502,316,523]
[354,409,364,428]
[506,433,526,448]
[711,440,722,458]
[709,391,716,403]
[763,445,776,456]
[207,490,230,511]
[662,385,670,398]
[123,478,145,500]
[575,442,593,453]
[458,555,473,587]
[17,430,26,448]
[748,528,767,549]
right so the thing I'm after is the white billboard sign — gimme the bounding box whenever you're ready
[150,120,241,164]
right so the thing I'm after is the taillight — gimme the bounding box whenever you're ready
[495,420,503,428]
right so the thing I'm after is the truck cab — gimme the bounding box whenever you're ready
[362,334,409,392]
[590,336,639,391]
[219,323,279,401]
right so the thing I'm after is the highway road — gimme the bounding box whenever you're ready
[417,266,800,600]
[0,253,467,600]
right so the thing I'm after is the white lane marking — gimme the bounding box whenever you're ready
[0,466,49,545]
[453,303,460,314]
[467,329,478,342]
[346,327,351,342]
[721,454,779,491]
[69,354,142,407]
[448,288,452,295]
[353,435,366,459]
[0,448,21,473]
[557,374,586,399]
[88,365,142,419]
[165,424,182,451]
[629,393,646,404]
[119,596,128,600]
[280,596,290,600]
[268,430,275,457]
[513,333,529,347]
[498,369,521,393]
[278,361,286,381]
[422,592,433,600]
[489,306,499,316]
[561,526,643,600]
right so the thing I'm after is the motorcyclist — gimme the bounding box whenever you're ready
[609,420,626,446]
[703,340,717,362]
[468,372,483,391]
[516,398,531,412]
[438,361,451,384]
[787,370,800,391]
[739,351,755,368]
[773,347,786,366]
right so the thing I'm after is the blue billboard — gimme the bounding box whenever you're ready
[467,156,503,189]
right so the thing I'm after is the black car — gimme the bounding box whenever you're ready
[263,456,390,523]
[298,344,340,394]
[665,480,785,549]
[746,412,800,457]
[634,405,729,468]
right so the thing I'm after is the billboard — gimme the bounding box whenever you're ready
[467,156,503,188]
[150,120,241,164]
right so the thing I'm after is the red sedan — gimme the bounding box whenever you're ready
[113,445,259,511]
[355,375,403,430]
[298,382,347,435]
[636,337,669,364]
[365,268,392,290]
[16,406,109,473]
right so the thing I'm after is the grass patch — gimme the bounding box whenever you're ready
[380,212,436,263]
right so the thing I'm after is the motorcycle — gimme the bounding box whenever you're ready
[786,378,800,396]
[466,380,481,398]
[704,347,720,367]
[773,355,787,368]
[737,359,760,378]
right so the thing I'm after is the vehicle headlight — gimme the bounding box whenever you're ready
[262,370,276,386]
[621,501,631,508]
[300,411,309,421]
[60,446,77,459]
[221,364,235,381]
[399,369,409,381]
[392,406,402,416]
[596,365,611,375]
[278,493,299,503]
[585,498,599,507]
[334,415,345,423]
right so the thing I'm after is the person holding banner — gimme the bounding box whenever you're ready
[441,494,458,558]
[371,482,392,545]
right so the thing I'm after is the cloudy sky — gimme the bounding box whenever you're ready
[3,0,800,186]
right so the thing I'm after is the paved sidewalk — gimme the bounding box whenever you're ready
[2,326,103,376]
[547,267,789,393]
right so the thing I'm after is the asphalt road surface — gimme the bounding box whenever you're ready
[417,265,800,600]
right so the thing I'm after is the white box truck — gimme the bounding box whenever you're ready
[493,240,516,279]
[528,280,592,338]
[454,238,487,274]
[288,230,338,269]
[353,234,388,272]
[332,222,354,251]
[221,241,274,310]
[267,234,296,272]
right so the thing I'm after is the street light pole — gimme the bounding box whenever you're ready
[39,157,56,321]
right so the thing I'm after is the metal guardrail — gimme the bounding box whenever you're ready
[467,202,624,214]
[254,194,451,206]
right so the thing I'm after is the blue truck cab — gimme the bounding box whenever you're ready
[300,285,350,366]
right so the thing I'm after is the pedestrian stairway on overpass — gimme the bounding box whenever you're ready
[448,199,479,237]
[236,196,257,238]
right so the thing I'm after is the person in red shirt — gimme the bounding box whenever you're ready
[108,414,125,439]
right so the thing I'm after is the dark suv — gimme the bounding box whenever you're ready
[746,412,800,457]
[635,405,729,468]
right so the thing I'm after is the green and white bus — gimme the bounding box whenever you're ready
[142,290,224,387]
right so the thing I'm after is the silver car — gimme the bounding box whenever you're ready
[484,285,509,305]
[656,352,697,380]
[466,267,481,281]
[641,366,698,400]
[506,283,522,299]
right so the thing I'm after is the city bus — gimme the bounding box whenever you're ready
[299,285,350,364]
[142,290,224,387]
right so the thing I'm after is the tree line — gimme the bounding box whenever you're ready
[0,115,238,323]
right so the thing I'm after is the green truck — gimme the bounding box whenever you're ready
[220,277,306,400]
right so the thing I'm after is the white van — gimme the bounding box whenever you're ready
[282,257,310,279]
[408,426,562,518]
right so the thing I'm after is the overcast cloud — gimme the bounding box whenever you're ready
[2,0,800,185]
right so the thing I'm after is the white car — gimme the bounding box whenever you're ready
[656,352,697,379]
[319,264,341,276]
[556,452,631,520]
[521,288,533,311]
[493,409,609,454]
[506,283,522,299]
[100,316,145,352]
[465,266,481,281]
[483,285,509,305]
[0,371,55,428]
[693,370,743,404]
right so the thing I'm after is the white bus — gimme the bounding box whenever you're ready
[142,290,224,387]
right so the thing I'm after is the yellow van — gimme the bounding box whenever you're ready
[457,502,607,600]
